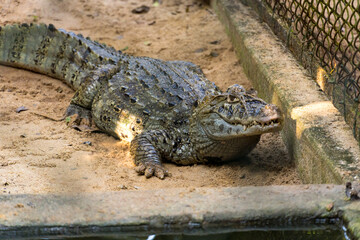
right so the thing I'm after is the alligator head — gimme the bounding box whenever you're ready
[190,84,283,162]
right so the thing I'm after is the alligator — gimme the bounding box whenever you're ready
[0,23,283,179]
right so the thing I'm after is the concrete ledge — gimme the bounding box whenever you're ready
[0,185,354,238]
[210,0,360,184]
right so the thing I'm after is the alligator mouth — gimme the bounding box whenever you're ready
[206,110,283,138]
[217,110,282,129]
[199,113,283,141]
[241,118,281,131]
[215,103,283,131]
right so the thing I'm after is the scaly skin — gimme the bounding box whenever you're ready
[0,23,283,179]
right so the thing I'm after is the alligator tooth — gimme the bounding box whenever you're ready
[244,125,248,131]
[233,108,238,115]
[261,123,265,127]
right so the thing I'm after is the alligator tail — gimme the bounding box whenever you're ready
[0,23,121,90]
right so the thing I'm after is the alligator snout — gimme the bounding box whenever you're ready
[259,104,283,125]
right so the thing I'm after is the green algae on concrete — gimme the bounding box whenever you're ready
[210,0,360,183]
[342,201,360,239]
[295,126,358,183]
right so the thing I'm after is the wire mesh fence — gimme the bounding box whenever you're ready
[260,0,360,140]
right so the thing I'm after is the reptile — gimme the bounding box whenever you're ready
[0,23,283,179]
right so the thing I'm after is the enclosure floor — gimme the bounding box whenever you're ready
[0,0,300,194]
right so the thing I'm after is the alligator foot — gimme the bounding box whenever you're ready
[131,130,171,179]
[64,104,97,131]
[135,162,169,179]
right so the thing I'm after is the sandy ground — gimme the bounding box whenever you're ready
[0,0,301,194]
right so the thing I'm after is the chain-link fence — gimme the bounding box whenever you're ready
[257,0,360,141]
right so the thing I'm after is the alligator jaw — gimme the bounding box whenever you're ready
[222,112,283,133]
[200,116,282,140]
[198,103,284,140]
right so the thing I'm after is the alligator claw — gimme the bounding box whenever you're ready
[64,104,97,131]
[135,163,169,179]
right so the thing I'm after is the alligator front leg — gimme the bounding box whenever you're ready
[130,130,172,179]
[64,64,119,130]
[64,103,94,131]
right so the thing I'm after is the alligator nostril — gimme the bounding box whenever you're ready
[264,105,272,110]
[263,104,279,112]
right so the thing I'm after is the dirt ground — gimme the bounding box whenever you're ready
[0,0,301,194]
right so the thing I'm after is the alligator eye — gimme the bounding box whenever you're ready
[227,95,239,103]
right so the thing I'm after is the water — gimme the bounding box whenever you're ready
[34,226,350,240]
